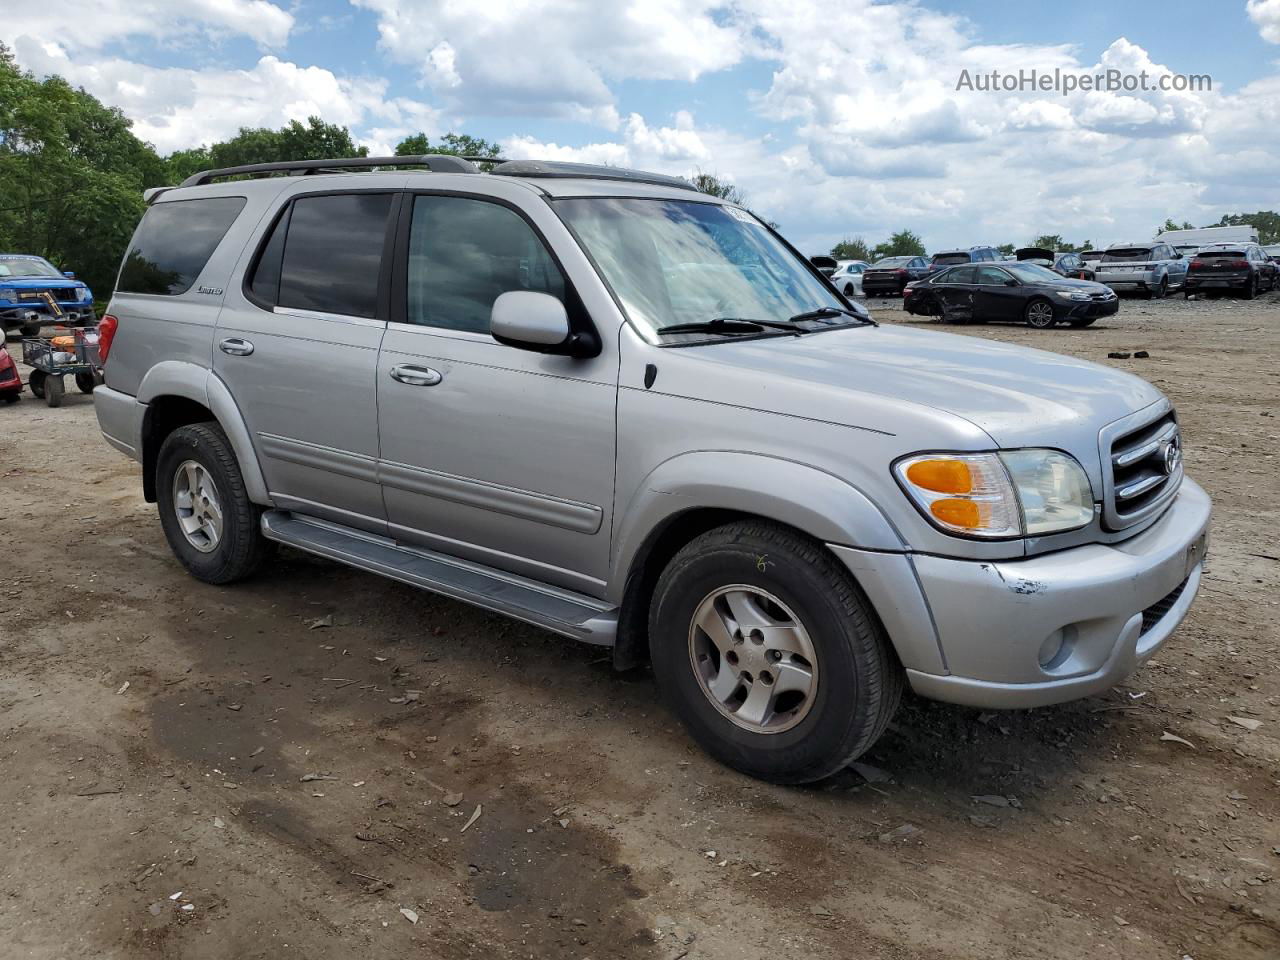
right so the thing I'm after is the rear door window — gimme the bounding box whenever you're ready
[275,193,395,318]
[943,266,978,284]
[118,196,246,296]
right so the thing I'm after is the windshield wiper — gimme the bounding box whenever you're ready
[788,305,878,327]
[657,317,802,337]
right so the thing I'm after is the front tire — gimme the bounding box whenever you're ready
[156,422,269,584]
[28,369,46,399]
[1024,298,1056,328]
[649,521,902,784]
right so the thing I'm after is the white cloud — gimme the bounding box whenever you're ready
[0,0,293,50]
[11,40,443,155]
[351,0,747,122]
[1248,0,1280,43]
[2,0,1278,256]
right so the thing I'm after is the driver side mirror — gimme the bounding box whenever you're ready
[1004,278,1018,286]
[491,291,598,357]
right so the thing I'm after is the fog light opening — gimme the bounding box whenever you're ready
[1038,625,1077,671]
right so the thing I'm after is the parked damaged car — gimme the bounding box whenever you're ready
[861,255,931,296]
[904,261,1118,328]
[1094,242,1188,299]
[1015,247,1095,281]
[1183,242,1279,299]
[0,254,95,337]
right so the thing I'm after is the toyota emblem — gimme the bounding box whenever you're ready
[1160,437,1182,476]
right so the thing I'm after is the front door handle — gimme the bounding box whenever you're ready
[219,338,255,357]
[389,364,443,387]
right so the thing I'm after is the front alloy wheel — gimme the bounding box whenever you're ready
[1025,299,1056,328]
[689,585,818,734]
[649,520,903,784]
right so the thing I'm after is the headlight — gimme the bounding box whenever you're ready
[1055,290,1091,301]
[78,285,92,301]
[895,449,1094,539]
[0,288,14,303]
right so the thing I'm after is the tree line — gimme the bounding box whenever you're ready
[0,45,503,298]
[830,218,1279,264]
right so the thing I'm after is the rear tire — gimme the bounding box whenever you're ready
[1,391,19,404]
[156,422,269,585]
[45,375,63,408]
[1243,274,1258,300]
[649,521,903,784]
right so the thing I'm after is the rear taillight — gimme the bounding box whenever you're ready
[98,314,118,363]
[1228,259,1248,268]
[895,269,907,275]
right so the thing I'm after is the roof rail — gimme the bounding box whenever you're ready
[179,154,479,187]
[489,159,698,192]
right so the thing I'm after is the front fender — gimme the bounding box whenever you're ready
[608,451,906,602]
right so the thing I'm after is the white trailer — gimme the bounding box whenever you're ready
[1156,225,1259,258]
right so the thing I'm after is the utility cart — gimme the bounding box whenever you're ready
[22,326,103,407]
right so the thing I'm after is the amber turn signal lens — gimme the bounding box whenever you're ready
[930,498,981,528]
[906,458,973,494]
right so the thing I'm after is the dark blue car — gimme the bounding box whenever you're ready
[0,254,95,336]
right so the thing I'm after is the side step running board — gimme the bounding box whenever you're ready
[260,511,617,646]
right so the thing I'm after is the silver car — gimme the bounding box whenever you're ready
[1095,240,1189,298]
[94,156,1210,784]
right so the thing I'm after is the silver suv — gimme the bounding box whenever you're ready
[1095,240,1189,298]
[94,156,1211,783]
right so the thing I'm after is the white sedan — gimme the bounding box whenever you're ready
[830,259,870,297]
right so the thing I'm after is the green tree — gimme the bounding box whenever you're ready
[0,44,158,297]
[691,170,747,205]
[830,236,871,261]
[395,132,502,159]
[1032,234,1066,252]
[1214,211,1280,244]
[996,243,1015,256]
[208,116,368,168]
[1160,218,1195,233]
[871,229,925,260]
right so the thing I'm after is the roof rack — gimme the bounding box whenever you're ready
[488,159,698,192]
[179,154,480,187]
[175,153,699,194]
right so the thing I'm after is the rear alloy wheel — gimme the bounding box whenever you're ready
[649,521,903,784]
[157,422,270,584]
[1024,299,1056,328]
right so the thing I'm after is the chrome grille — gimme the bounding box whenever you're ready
[1100,403,1182,530]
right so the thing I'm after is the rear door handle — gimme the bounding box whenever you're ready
[219,338,254,357]
[389,364,442,386]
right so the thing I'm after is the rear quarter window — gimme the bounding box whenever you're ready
[117,197,246,295]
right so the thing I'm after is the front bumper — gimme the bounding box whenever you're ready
[1058,296,1119,320]
[1,303,96,327]
[833,478,1211,709]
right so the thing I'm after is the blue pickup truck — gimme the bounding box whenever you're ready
[0,253,95,337]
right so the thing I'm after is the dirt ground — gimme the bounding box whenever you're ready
[1,291,1277,960]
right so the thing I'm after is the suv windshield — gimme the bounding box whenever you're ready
[0,255,63,279]
[1102,248,1155,263]
[554,198,845,336]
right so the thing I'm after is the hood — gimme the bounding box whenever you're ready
[657,323,1161,449]
[0,276,79,288]
[1016,246,1055,261]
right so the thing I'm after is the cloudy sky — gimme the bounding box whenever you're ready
[4,1,1279,254]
